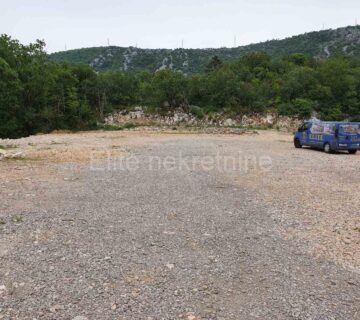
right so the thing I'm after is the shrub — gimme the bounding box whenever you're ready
[189,105,205,119]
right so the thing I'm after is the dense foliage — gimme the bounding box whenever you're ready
[1,34,360,138]
[50,26,360,74]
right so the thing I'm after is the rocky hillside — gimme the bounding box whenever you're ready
[50,25,360,74]
[104,107,302,131]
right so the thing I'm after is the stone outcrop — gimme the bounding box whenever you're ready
[104,107,302,131]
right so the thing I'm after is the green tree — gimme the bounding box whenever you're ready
[206,56,223,73]
[279,98,314,119]
[142,70,189,112]
[0,58,22,138]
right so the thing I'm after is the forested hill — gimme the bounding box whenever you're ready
[2,32,360,139]
[50,25,360,74]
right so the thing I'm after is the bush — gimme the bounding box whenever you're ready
[122,123,138,129]
[293,98,314,119]
[189,105,205,119]
[279,99,314,119]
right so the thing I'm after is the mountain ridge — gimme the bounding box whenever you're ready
[50,25,360,74]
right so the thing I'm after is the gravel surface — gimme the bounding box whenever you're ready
[0,130,359,319]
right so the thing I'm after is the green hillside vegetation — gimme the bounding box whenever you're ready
[1,34,360,138]
[50,26,360,74]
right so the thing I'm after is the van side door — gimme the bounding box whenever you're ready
[308,122,324,148]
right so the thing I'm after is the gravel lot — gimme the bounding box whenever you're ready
[0,129,359,319]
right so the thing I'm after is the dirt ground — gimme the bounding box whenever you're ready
[0,129,359,319]
[1,129,359,271]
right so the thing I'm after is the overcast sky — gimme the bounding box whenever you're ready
[1,0,359,53]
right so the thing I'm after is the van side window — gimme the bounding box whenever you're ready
[299,123,310,131]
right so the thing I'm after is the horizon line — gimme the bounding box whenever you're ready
[49,24,359,54]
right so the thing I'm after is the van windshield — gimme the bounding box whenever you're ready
[339,124,360,135]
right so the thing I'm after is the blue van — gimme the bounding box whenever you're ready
[294,121,360,154]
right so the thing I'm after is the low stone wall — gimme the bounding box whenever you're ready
[104,108,301,131]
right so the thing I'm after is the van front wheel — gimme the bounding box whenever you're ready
[324,143,333,154]
[294,139,302,148]
[348,150,357,154]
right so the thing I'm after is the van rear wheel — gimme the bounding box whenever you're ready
[324,143,333,154]
[294,139,302,148]
[348,150,357,154]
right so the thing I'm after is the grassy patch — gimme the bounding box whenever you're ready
[12,216,23,223]
[3,155,37,161]
[122,123,138,129]
[0,144,18,150]
[98,124,125,131]
[225,124,274,130]
[49,141,68,145]
[173,123,262,131]
[50,129,73,134]
[0,219,5,225]
[98,123,140,131]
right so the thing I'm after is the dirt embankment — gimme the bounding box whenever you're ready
[105,109,302,130]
